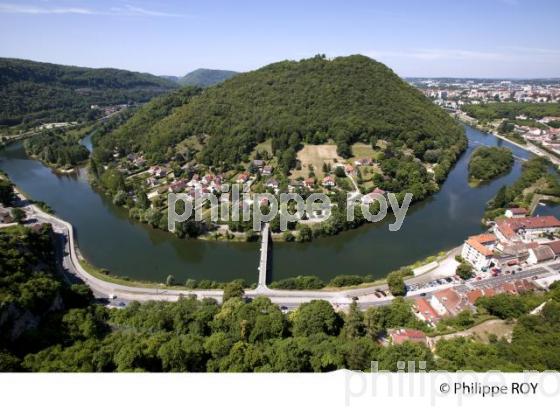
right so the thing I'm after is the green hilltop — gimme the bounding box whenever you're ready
[96,54,466,185]
[178,68,239,87]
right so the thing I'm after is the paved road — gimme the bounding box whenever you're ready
[256,223,270,291]
[15,188,560,311]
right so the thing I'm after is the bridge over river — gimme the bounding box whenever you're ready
[256,223,271,291]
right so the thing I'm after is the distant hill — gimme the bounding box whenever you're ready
[159,75,181,83]
[97,55,466,191]
[178,68,239,87]
[0,58,179,128]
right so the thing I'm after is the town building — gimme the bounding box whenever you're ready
[494,216,560,243]
[322,176,335,187]
[527,240,560,264]
[505,207,528,218]
[461,233,497,271]
[388,329,428,346]
[430,288,468,316]
[413,298,441,326]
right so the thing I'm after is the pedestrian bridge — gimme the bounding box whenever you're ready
[257,223,270,291]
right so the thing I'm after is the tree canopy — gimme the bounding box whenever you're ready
[95,55,466,176]
[0,57,178,129]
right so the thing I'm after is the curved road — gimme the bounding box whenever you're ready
[16,188,559,311]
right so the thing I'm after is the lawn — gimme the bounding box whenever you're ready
[350,143,376,159]
[292,144,342,179]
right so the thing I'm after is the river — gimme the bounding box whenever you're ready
[1,125,555,284]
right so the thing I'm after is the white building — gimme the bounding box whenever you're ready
[461,233,497,271]
[494,216,560,243]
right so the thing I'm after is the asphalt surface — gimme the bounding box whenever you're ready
[14,189,560,311]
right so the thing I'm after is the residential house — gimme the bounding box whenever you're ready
[149,166,167,178]
[303,178,315,189]
[465,288,495,305]
[168,180,187,193]
[461,233,497,271]
[262,165,273,176]
[322,176,336,187]
[354,158,373,166]
[430,288,468,316]
[266,179,279,190]
[252,159,265,171]
[505,207,528,218]
[236,172,250,184]
[413,298,441,326]
[388,329,428,346]
[145,177,159,188]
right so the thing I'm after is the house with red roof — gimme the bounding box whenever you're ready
[388,329,428,346]
[505,208,528,218]
[303,178,315,189]
[236,172,250,184]
[429,288,469,316]
[168,179,187,193]
[413,298,441,325]
[494,216,560,243]
[527,240,560,264]
[461,233,498,271]
[322,176,336,187]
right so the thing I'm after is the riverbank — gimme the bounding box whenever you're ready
[0,125,532,283]
[457,112,560,165]
[12,181,462,301]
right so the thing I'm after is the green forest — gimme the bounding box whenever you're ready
[2,223,560,372]
[464,102,560,121]
[468,146,514,184]
[0,58,178,130]
[95,55,466,180]
[179,68,239,87]
[23,129,90,168]
[485,156,560,219]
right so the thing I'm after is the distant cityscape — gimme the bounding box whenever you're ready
[408,77,560,107]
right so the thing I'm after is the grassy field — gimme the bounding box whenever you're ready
[350,143,377,159]
[252,139,273,158]
[431,319,515,343]
[176,135,206,156]
[292,144,342,179]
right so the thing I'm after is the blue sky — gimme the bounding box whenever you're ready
[1,0,559,78]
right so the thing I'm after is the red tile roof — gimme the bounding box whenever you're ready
[389,329,427,345]
[497,216,560,239]
[508,207,528,215]
[433,288,465,315]
[466,233,496,257]
[414,298,440,323]
[544,240,560,255]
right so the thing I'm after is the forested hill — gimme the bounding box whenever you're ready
[97,54,466,179]
[0,58,179,128]
[178,68,239,87]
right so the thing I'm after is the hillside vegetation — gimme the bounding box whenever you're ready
[23,130,90,168]
[179,68,238,87]
[0,58,178,129]
[92,86,202,164]
[96,55,466,181]
[2,222,560,372]
[468,146,514,184]
[464,102,560,121]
